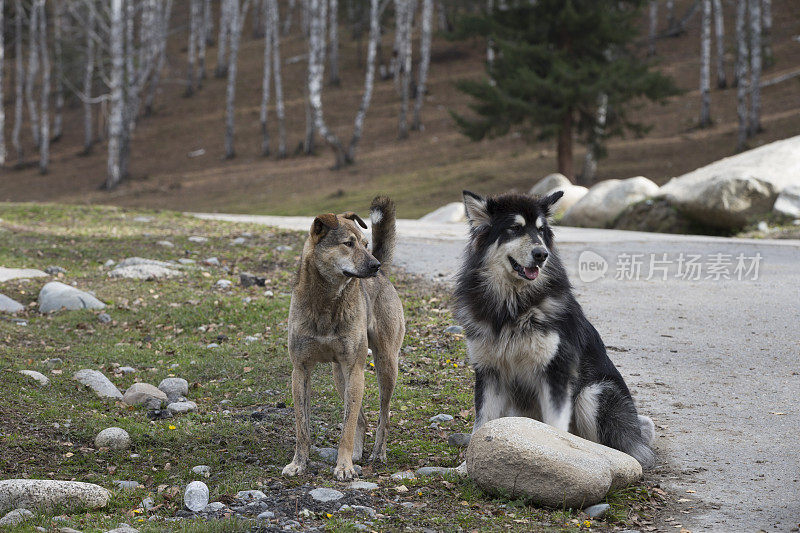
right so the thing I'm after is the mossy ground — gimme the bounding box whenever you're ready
[0,203,666,532]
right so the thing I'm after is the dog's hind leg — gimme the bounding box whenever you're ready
[334,358,367,481]
[282,365,313,477]
[368,340,399,464]
[333,362,367,462]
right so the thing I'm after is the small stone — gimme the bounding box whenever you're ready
[444,325,463,335]
[95,428,131,451]
[236,490,267,501]
[204,257,220,266]
[275,245,292,252]
[348,481,379,491]
[206,343,219,349]
[19,370,50,386]
[45,358,63,367]
[757,221,769,233]
[0,508,34,526]
[244,335,259,343]
[184,481,209,512]
[416,466,455,477]
[158,377,189,402]
[39,282,105,313]
[316,447,338,464]
[133,216,153,222]
[118,367,136,374]
[215,279,232,289]
[256,510,275,520]
[0,294,25,314]
[192,465,211,478]
[112,481,142,490]
[105,524,140,533]
[231,237,246,245]
[141,497,155,511]
[188,236,208,243]
[45,266,67,275]
[239,272,266,287]
[178,258,196,265]
[167,401,197,414]
[400,502,414,509]
[264,290,274,298]
[98,313,112,324]
[584,503,611,518]
[104,259,116,267]
[309,488,344,503]
[429,413,453,423]
[73,369,122,400]
[157,240,175,248]
[390,471,415,481]
[123,383,168,409]
[448,433,471,448]
[203,502,225,512]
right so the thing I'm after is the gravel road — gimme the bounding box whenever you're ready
[195,212,800,532]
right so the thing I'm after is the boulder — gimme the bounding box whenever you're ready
[466,417,642,508]
[561,177,659,228]
[529,173,572,197]
[0,508,34,526]
[0,479,111,514]
[419,202,466,223]
[123,383,168,409]
[552,185,589,216]
[0,267,47,283]
[0,294,25,314]
[611,198,696,234]
[184,482,209,512]
[19,370,49,386]
[773,185,800,219]
[659,173,778,229]
[38,282,106,313]
[73,369,123,400]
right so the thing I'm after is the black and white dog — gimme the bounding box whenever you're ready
[453,190,655,468]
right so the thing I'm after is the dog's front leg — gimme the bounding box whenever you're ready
[282,365,312,477]
[334,362,365,481]
[472,368,507,434]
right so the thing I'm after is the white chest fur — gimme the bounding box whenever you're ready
[467,325,560,380]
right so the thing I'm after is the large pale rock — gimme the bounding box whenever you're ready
[73,369,123,400]
[109,264,180,280]
[0,267,47,283]
[419,202,466,223]
[0,479,111,514]
[123,383,168,409]
[0,294,24,313]
[466,417,642,508]
[552,185,589,216]
[561,177,659,228]
[0,508,34,526]
[773,185,800,219]
[19,370,49,386]
[529,173,572,196]
[38,282,105,313]
[184,481,209,512]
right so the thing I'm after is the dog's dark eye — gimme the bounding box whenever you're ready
[343,241,354,247]
[508,224,522,232]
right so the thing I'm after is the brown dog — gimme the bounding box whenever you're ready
[282,196,405,480]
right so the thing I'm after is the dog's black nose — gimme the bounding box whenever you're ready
[368,259,381,273]
[532,247,549,263]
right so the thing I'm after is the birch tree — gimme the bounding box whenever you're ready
[397,0,416,139]
[735,0,748,149]
[283,0,296,35]
[224,0,252,159]
[748,0,761,135]
[346,0,380,162]
[26,2,40,149]
[0,0,5,166]
[761,0,771,60]
[712,0,726,88]
[648,0,658,56]
[198,0,210,79]
[53,1,65,141]
[699,0,711,127]
[107,0,125,188]
[82,1,96,154]
[412,0,432,131]
[666,0,675,31]
[329,0,340,85]
[144,0,173,115]
[268,0,286,157]
[581,93,608,183]
[216,0,232,77]
[12,0,24,162]
[187,0,201,95]
[38,0,50,173]
[260,0,273,155]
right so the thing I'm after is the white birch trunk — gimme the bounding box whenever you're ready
[253,0,266,38]
[145,0,173,115]
[412,0,431,131]
[712,0,726,88]
[308,0,346,166]
[107,0,125,188]
[0,0,5,166]
[53,0,64,141]
[666,0,675,30]
[648,0,658,56]
[699,0,711,127]
[328,0,340,85]
[581,93,608,184]
[748,0,761,135]
[224,0,252,159]
[216,0,231,78]
[12,0,24,162]
[187,0,200,95]
[397,0,416,139]
[83,0,96,153]
[268,0,286,157]
[283,0,296,35]
[735,0,748,149]
[26,1,41,149]
[198,0,209,80]
[38,0,50,174]
[346,0,379,162]
[761,0,771,59]
[260,0,273,156]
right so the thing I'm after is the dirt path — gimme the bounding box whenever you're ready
[196,213,800,532]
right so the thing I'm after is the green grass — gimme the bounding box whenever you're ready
[0,202,662,532]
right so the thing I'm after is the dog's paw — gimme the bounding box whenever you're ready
[282,462,306,477]
[333,463,358,481]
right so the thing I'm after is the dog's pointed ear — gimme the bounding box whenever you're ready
[541,190,565,215]
[463,190,490,228]
[311,213,339,240]
[342,211,368,229]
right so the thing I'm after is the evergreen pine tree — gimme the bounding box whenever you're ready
[451,0,680,183]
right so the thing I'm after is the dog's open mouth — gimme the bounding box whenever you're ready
[508,257,539,280]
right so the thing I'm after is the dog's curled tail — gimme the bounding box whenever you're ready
[370,196,396,268]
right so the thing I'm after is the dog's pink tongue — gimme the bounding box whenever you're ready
[523,266,539,280]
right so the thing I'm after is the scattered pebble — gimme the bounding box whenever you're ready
[231,237,246,245]
[98,312,112,324]
[275,245,292,252]
[203,502,225,512]
[348,481,379,491]
[429,413,453,423]
[390,470,416,481]
[45,266,67,275]
[415,466,455,477]
[113,480,142,490]
[244,335,259,343]
[178,258,196,265]
[236,490,267,501]
[133,216,153,222]
[757,221,769,233]
[264,290,274,298]
[73,369,122,399]
[584,503,611,518]
[256,510,275,520]
[118,366,136,374]
[240,272,266,287]
[157,240,175,248]
[206,343,219,349]
[45,357,63,367]
[309,488,344,503]
[191,465,211,478]
[339,504,377,518]
[184,481,210,512]
[215,279,232,289]
[167,401,197,414]
[95,427,132,451]
[444,325,464,334]
[204,257,220,266]
[316,447,338,464]
[104,259,116,267]
[188,236,208,243]
[19,370,50,386]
